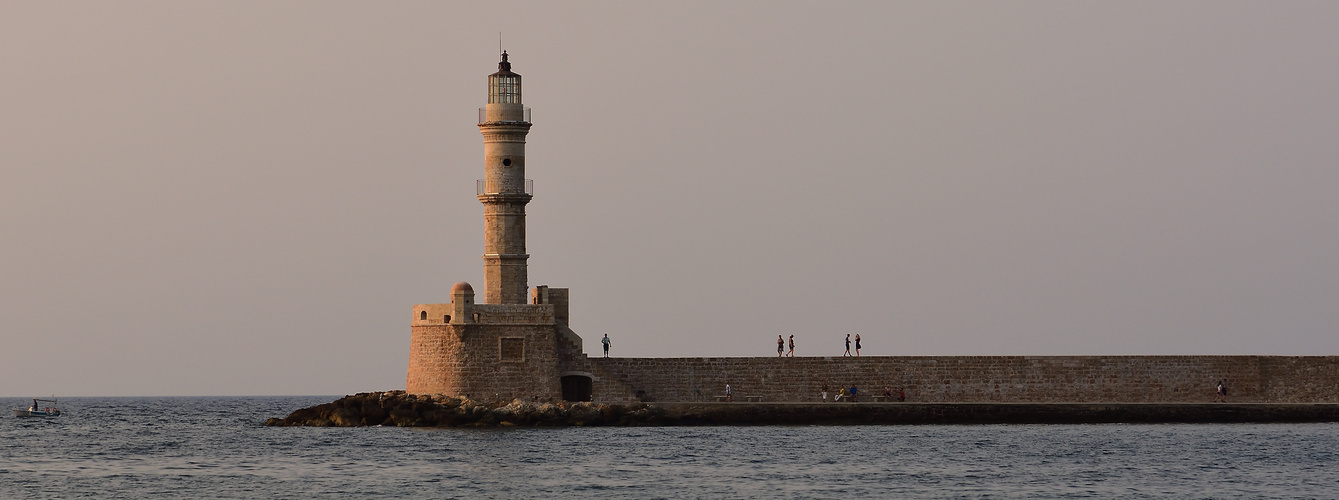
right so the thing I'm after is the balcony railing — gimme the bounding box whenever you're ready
[478,107,531,125]
[477,179,534,196]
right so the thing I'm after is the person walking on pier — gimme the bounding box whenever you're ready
[1216,380,1228,402]
[821,383,829,402]
[777,335,785,357]
[725,384,733,402]
[601,334,610,358]
[854,334,862,356]
[787,335,795,357]
[844,334,852,357]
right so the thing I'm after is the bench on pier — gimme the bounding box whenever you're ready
[745,396,763,402]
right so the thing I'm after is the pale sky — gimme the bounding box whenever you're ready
[3,2,1337,396]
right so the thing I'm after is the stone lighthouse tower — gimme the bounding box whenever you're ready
[478,51,532,305]
[408,53,638,404]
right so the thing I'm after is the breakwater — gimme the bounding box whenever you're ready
[586,356,1339,403]
[266,392,1339,427]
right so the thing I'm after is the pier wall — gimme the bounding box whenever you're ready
[588,356,1339,403]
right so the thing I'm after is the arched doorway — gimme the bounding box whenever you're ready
[561,375,593,402]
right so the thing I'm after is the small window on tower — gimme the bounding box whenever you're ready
[420,311,427,321]
[500,338,525,361]
[502,158,512,166]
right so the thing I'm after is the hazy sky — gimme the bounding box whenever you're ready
[3,2,1337,396]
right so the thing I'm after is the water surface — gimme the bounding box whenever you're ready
[2,397,1336,498]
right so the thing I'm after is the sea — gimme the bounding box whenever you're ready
[1,397,1336,499]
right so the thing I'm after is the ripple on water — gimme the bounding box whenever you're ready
[2,398,1339,498]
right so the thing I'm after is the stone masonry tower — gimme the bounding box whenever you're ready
[408,53,637,403]
[478,51,532,304]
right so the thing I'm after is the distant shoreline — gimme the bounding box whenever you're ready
[265,392,1339,427]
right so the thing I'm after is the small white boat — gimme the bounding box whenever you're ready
[14,398,61,417]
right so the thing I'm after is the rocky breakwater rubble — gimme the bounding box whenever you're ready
[265,391,670,427]
[267,392,1339,427]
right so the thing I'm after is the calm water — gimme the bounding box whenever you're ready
[1,397,1337,499]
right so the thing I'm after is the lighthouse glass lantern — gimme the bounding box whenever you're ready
[489,52,521,104]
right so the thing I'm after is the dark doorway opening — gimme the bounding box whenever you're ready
[561,375,593,402]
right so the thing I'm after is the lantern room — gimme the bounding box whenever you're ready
[488,51,521,104]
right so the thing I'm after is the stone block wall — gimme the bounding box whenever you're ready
[406,324,463,395]
[587,356,1339,403]
[1259,356,1339,402]
[407,323,562,401]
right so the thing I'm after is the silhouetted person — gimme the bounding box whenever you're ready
[787,335,795,357]
[844,334,852,357]
[854,333,862,356]
[777,335,784,357]
[1216,380,1228,403]
[601,334,610,358]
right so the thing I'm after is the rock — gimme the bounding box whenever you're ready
[328,408,360,427]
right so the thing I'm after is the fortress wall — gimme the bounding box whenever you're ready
[473,304,554,324]
[589,356,1339,403]
[408,323,562,400]
[406,325,465,395]
[411,304,454,326]
[1259,356,1339,402]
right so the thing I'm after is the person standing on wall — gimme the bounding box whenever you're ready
[854,334,862,356]
[777,335,785,357]
[787,335,795,357]
[601,334,610,358]
[844,334,852,357]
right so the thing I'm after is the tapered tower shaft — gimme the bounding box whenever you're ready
[478,52,532,304]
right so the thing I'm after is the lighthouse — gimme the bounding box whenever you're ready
[477,51,533,305]
[408,52,616,403]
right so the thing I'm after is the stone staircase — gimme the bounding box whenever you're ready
[554,323,638,402]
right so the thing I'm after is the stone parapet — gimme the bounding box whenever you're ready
[472,304,554,325]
